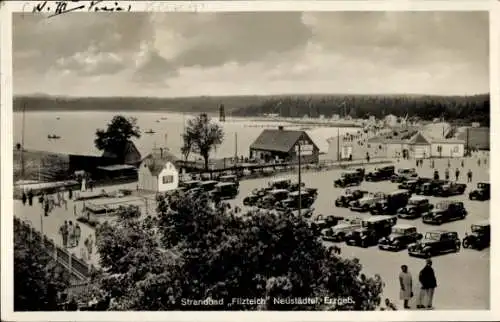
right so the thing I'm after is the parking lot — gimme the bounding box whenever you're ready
[228,157,490,310]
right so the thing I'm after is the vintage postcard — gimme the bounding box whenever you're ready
[1,0,498,321]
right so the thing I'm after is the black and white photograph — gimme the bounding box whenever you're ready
[1,1,496,320]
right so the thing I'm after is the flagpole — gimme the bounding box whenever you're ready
[21,104,26,178]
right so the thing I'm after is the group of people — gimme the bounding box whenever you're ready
[58,220,81,248]
[21,188,73,217]
[433,168,473,183]
[398,259,437,310]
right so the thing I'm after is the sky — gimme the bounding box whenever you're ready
[13,11,489,97]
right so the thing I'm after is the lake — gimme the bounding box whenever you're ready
[13,111,360,160]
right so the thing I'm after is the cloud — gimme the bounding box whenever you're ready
[12,11,489,96]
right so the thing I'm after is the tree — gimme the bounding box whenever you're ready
[14,222,70,311]
[82,191,384,310]
[182,114,224,170]
[94,116,141,163]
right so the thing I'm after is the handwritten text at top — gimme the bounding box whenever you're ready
[32,1,132,18]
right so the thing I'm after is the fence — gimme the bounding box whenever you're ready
[13,217,92,281]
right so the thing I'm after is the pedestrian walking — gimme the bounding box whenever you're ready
[62,197,68,210]
[366,152,370,163]
[467,169,473,183]
[461,159,464,168]
[444,169,450,181]
[68,221,75,247]
[416,159,419,167]
[75,223,81,246]
[433,170,439,180]
[417,259,437,309]
[22,191,27,206]
[59,221,68,248]
[399,265,413,309]
[28,190,33,206]
[44,200,49,217]
[455,168,460,181]
[68,188,73,200]
[39,193,44,205]
[447,159,451,168]
[477,158,481,167]
[74,204,77,216]
[87,235,93,256]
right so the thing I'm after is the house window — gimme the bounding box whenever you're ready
[453,146,459,153]
[162,175,174,184]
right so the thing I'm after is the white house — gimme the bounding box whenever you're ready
[138,149,179,193]
[430,139,465,158]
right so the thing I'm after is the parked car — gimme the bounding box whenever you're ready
[378,224,423,251]
[397,196,433,219]
[349,192,386,212]
[334,170,363,188]
[199,180,220,192]
[370,189,411,215]
[179,180,202,191]
[390,168,418,183]
[345,215,398,247]
[433,181,466,197]
[209,182,239,200]
[416,179,447,196]
[268,178,292,190]
[397,179,419,193]
[408,230,461,258]
[462,221,490,250]
[243,188,267,206]
[422,201,467,225]
[321,217,363,242]
[218,175,239,188]
[365,165,396,182]
[335,189,368,208]
[310,214,345,234]
[469,182,490,201]
[277,190,315,210]
[258,189,290,209]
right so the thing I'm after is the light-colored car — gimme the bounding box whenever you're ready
[321,217,362,242]
[349,192,386,212]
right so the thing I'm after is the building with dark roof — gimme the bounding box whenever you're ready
[249,127,319,164]
[138,148,180,193]
[456,127,489,151]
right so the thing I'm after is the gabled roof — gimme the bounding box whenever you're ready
[141,149,178,176]
[250,129,317,153]
[408,132,431,145]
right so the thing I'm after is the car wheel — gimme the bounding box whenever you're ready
[425,250,432,258]
[462,239,470,248]
[361,241,367,248]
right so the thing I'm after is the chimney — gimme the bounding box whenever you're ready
[278,126,284,131]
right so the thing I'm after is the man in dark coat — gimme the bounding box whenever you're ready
[417,259,437,309]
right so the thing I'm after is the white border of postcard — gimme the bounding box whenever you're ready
[1,0,499,321]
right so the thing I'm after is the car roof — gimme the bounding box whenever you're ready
[392,224,416,230]
[343,170,358,174]
[200,180,218,185]
[220,175,236,179]
[363,215,396,223]
[289,190,308,196]
[183,180,200,184]
[271,178,290,182]
[216,182,235,187]
[427,229,455,235]
[478,182,490,185]
[270,189,289,193]
[409,196,427,202]
[473,220,490,227]
[389,189,410,195]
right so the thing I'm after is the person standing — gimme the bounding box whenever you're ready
[68,188,73,200]
[67,221,75,248]
[444,168,450,181]
[455,168,460,181]
[417,259,437,309]
[366,152,370,163]
[87,235,94,260]
[22,191,27,206]
[74,223,82,246]
[447,159,451,168]
[399,265,413,309]
[27,190,33,206]
[461,159,464,168]
[59,221,68,248]
[44,200,50,217]
[433,170,439,180]
[467,169,473,183]
[477,158,481,167]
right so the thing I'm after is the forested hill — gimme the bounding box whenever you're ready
[231,94,490,125]
[14,93,489,125]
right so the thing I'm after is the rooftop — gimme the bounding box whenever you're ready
[250,128,317,153]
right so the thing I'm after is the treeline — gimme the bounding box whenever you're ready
[13,95,270,114]
[14,94,490,126]
[231,94,490,126]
